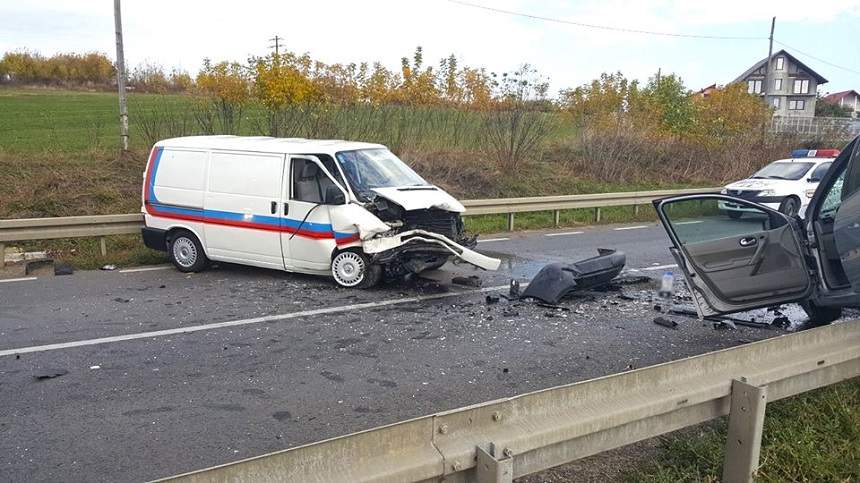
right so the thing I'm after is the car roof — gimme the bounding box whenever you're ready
[155,135,386,154]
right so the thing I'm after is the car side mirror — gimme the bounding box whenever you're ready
[324,185,346,205]
[808,177,820,183]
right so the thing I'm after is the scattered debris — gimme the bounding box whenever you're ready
[113,297,132,303]
[611,275,653,286]
[536,302,569,311]
[653,317,679,329]
[100,264,117,271]
[509,280,521,298]
[54,263,74,276]
[521,249,626,304]
[452,275,482,288]
[89,365,101,370]
[485,294,500,305]
[34,368,68,381]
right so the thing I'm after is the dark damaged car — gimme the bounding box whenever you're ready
[653,135,860,323]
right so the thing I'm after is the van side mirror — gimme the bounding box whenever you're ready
[324,186,346,205]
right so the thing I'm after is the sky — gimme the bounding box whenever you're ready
[2,0,860,95]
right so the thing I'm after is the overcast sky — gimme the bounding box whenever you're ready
[2,0,859,94]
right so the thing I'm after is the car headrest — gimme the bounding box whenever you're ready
[300,162,320,179]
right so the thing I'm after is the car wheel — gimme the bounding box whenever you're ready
[778,197,801,217]
[168,230,208,272]
[331,250,380,288]
[800,301,842,326]
[727,211,743,219]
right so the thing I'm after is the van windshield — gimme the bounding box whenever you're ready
[335,149,429,197]
[751,162,814,180]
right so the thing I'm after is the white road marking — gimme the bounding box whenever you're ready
[0,284,511,357]
[0,277,38,284]
[477,237,510,243]
[545,231,584,237]
[614,225,648,231]
[642,264,678,271]
[118,265,172,273]
[674,220,704,225]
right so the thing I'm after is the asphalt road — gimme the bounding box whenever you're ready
[0,221,813,482]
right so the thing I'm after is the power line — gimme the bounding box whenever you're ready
[773,40,860,76]
[445,0,766,40]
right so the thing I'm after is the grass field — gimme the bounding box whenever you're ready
[626,378,860,482]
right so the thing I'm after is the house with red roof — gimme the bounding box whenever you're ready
[822,90,860,118]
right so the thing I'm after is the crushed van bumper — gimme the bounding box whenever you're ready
[362,229,501,271]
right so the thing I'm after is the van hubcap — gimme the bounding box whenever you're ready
[172,237,197,267]
[332,252,365,287]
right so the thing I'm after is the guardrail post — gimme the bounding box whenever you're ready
[99,237,108,257]
[722,379,767,483]
[553,210,560,227]
[594,207,601,223]
[476,443,513,483]
[507,213,515,231]
[0,243,5,268]
[634,204,640,216]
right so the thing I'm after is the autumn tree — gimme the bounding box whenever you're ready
[195,59,251,133]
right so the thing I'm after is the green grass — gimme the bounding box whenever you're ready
[20,234,166,270]
[0,86,576,155]
[625,378,860,482]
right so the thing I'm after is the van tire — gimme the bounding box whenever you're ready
[168,230,208,273]
[331,249,380,288]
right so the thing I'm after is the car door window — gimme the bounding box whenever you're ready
[809,162,832,182]
[656,196,810,315]
[291,158,340,204]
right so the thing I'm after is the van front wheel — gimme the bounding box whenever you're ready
[168,230,208,273]
[331,250,380,288]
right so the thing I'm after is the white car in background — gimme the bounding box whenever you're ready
[719,149,840,218]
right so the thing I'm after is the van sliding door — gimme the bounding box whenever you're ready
[203,151,286,269]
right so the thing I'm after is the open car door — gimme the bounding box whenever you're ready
[653,195,813,317]
[833,141,860,295]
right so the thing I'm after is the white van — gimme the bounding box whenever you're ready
[140,136,500,287]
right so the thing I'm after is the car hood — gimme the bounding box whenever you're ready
[724,179,803,192]
[371,186,465,212]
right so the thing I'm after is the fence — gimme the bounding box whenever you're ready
[770,115,860,138]
[0,188,718,266]
[155,321,860,482]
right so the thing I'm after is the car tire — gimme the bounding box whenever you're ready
[727,211,743,219]
[778,197,801,217]
[168,229,208,273]
[800,301,842,326]
[331,249,380,288]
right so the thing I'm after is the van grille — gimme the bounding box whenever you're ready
[402,209,462,241]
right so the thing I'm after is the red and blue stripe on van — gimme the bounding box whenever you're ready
[144,147,361,245]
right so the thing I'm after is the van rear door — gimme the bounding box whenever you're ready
[203,151,286,269]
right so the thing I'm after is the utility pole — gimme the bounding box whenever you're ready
[764,17,775,105]
[763,17,776,138]
[269,35,282,56]
[113,0,129,151]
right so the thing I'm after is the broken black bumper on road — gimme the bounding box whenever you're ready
[521,249,627,304]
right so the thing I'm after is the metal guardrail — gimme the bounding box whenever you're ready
[155,321,859,483]
[0,188,719,264]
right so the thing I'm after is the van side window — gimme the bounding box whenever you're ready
[314,154,348,191]
[291,158,339,204]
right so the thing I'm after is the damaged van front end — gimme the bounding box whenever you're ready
[328,182,500,277]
